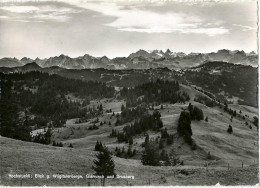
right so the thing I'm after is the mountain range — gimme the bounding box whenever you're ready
[0,49,257,69]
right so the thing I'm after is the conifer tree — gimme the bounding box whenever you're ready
[92,147,115,186]
[178,111,192,145]
[129,137,133,145]
[121,104,125,111]
[227,125,233,134]
[127,146,133,157]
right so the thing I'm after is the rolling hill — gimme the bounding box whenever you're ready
[0,61,257,107]
[0,76,258,186]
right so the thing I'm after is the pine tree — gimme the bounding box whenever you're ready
[115,118,120,126]
[99,104,103,111]
[95,141,100,151]
[121,104,125,111]
[69,143,73,148]
[224,103,228,112]
[227,125,233,134]
[161,105,164,110]
[92,147,115,186]
[133,149,137,156]
[144,134,149,147]
[178,111,192,145]
[129,137,133,145]
[127,146,133,157]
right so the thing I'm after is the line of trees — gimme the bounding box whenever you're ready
[188,103,204,121]
[120,79,189,108]
[141,138,180,166]
[114,146,137,158]
[111,110,163,143]
[120,105,147,124]
[32,128,52,144]
[194,95,217,108]
[0,79,31,141]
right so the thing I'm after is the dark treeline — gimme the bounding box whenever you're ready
[194,95,218,108]
[193,87,219,102]
[115,146,137,158]
[76,104,103,124]
[10,72,113,121]
[224,103,237,117]
[159,128,174,148]
[0,72,115,142]
[7,71,114,99]
[120,104,147,124]
[95,141,104,152]
[52,140,63,147]
[141,136,182,166]
[0,79,31,141]
[33,128,52,144]
[188,103,204,121]
[111,110,163,143]
[120,79,189,108]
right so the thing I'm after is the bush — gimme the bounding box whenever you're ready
[227,125,233,134]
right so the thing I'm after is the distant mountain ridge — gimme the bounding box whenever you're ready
[0,49,257,69]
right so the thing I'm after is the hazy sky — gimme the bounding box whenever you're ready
[0,0,257,59]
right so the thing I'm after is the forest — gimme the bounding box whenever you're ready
[120,79,190,107]
[0,72,115,142]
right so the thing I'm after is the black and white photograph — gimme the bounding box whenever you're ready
[0,0,258,186]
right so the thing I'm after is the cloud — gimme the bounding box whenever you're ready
[0,6,39,13]
[233,24,256,31]
[0,5,82,22]
[0,15,8,19]
[120,27,229,36]
[69,1,229,36]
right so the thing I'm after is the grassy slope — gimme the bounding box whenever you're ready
[0,136,258,186]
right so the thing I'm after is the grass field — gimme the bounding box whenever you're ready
[0,136,259,186]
